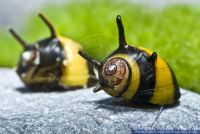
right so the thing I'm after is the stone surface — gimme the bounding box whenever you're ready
[0,68,200,134]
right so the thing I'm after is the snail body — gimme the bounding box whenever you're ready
[79,15,180,105]
[9,13,96,90]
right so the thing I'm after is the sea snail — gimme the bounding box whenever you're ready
[9,13,97,90]
[78,15,180,105]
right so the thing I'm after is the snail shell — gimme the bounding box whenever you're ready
[101,57,130,96]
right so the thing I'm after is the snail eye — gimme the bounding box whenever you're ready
[103,58,127,87]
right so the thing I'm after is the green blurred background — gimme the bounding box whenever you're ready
[0,0,200,93]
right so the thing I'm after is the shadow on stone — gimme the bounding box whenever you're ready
[94,97,180,113]
[15,86,82,94]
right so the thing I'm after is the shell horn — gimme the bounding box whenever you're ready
[38,13,56,38]
[9,29,28,49]
[116,15,127,48]
[78,50,101,69]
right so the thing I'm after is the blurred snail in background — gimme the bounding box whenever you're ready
[78,15,180,106]
[9,13,97,90]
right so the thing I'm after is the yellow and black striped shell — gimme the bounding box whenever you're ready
[78,15,180,105]
[9,13,97,90]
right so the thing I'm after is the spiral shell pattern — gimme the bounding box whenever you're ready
[103,58,127,87]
